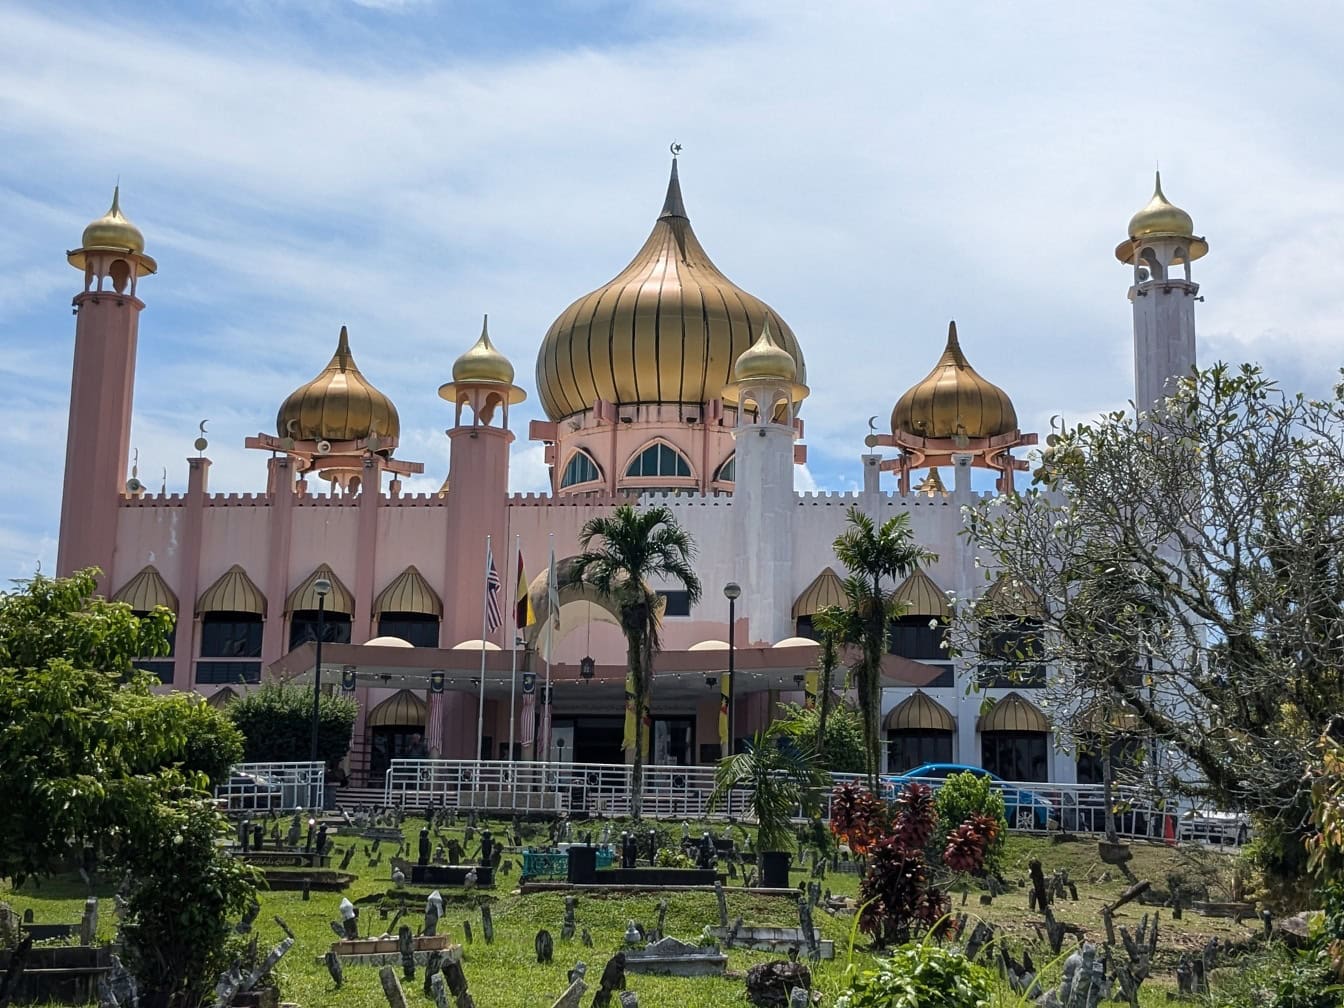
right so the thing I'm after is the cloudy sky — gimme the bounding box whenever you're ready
[2,0,1342,579]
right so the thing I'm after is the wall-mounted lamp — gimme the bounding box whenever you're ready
[580,656,595,682]
[341,666,357,691]
[430,669,446,694]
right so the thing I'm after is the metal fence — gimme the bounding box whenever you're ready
[375,759,1248,846]
[214,761,326,813]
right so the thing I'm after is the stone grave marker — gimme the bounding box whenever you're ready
[536,928,554,964]
[561,895,577,940]
[481,904,494,944]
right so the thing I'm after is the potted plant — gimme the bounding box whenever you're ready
[708,721,829,888]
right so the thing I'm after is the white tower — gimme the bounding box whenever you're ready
[724,322,809,644]
[1116,172,1208,414]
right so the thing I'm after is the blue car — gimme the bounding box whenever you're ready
[882,763,1056,831]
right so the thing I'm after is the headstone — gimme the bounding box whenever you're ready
[591,952,627,1008]
[536,928,554,964]
[714,881,729,928]
[618,993,638,1008]
[324,949,344,988]
[423,950,444,997]
[252,824,264,851]
[447,839,463,864]
[235,900,260,935]
[654,899,668,942]
[797,897,820,963]
[480,830,494,866]
[239,819,251,851]
[481,904,494,944]
[443,945,476,1008]
[789,988,809,1008]
[399,924,416,981]
[286,813,301,848]
[81,897,98,945]
[462,919,473,943]
[581,927,593,948]
[561,895,577,940]
[340,897,359,940]
[316,823,329,854]
[340,845,355,870]
[378,964,410,1008]
[419,828,431,866]
[646,830,658,865]
[568,962,587,985]
[424,890,443,936]
[550,976,586,1008]
[463,868,478,892]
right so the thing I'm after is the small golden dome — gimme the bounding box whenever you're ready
[1117,172,1207,264]
[734,320,797,383]
[453,315,515,385]
[535,158,805,420]
[277,326,400,444]
[81,186,145,253]
[891,321,1017,440]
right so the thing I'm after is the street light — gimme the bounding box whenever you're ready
[309,577,332,807]
[724,582,741,753]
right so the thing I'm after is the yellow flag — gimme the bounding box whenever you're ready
[804,669,819,711]
[718,673,731,753]
[622,667,636,753]
[516,552,535,628]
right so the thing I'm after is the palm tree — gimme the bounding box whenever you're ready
[831,508,937,790]
[811,607,845,758]
[571,504,702,819]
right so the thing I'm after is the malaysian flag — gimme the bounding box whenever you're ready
[485,543,503,633]
[519,672,536,751]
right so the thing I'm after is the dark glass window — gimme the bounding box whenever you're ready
[888,616,947,659]
[981,731,1048,782]
[1075,733,1144,785]
[196,661,260,685]
[715,455,736,482]
[377,613,440,648]
[131,609,176,684]
[795,615,817,640]
[625,443,692,479]
[289,610,352,649]
[201,612,263,658]
[560,451,601,488]
[657,590,691,617]
[886,730,954,773]
[981,617,1044,663]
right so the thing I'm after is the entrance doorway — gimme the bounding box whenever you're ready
[553,716,624,764]
[652,716,695,766]
[368,726,424,786]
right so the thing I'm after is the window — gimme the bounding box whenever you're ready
[377,612,440,648]
[201,613,263,658]
[888,617,947,660]
[625,443,692,479]
[977,616,1045,687]
[886,731,953,774]
[981,731,1048,782]
[289,610,353,650]
[715,455,736,482]
[131,610,176,684]
[657,590,691,617]
[795,615,817,640]
[1075,733,1144,786]
[560,450,601,488]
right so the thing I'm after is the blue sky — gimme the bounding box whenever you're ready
[2,0,1343,579]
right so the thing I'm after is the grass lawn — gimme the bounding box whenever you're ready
[1,819,1263,1007]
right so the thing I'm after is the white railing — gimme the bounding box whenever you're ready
[215,761,326,814]
[373,760,1245,845]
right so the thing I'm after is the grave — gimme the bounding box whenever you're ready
[623,936,727,977]
[703,925,834,959]
[409,865,495,887]
[325,935,456,968]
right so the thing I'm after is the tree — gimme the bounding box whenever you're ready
[228,680,357,766]
[951,364,1344,878]
[829,509,938,789]
[572,504,702,819]
[707,719,830,853]
[775,699,866,773]
[811,606,845,761]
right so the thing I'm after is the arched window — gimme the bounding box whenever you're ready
[625,443,692,479]
[714,454,736,483]
[560,450,602,488]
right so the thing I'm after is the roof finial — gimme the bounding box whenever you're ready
[1153,168,1166,200]
[480,313,491,346]
[659,149,688,221]
[110,183,121,216]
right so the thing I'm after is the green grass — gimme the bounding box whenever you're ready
[1,821,1264,1007]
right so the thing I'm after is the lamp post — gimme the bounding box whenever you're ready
[724,582,741,754]
[309,578,331,807]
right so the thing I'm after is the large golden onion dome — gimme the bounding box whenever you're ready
[535,159,805,420]
[277,326,400,444]
[1116,171,1207,264]
[891,322,1017,440]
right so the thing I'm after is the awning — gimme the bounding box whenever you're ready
[977,574,1045,618]
[884,690,955,732]
[891,570,950,620]
[113,565,178,613]
[197,565,266,616]
[287,564,355,616]
[206,686,238,708]
[374,565,442,617]
[978,691,1050,733]
[792,568,847,619]
[367,689,427,728]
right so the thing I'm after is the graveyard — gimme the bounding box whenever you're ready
[0,803,1281,1008]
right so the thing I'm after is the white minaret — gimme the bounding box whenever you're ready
[1116,172,1208,414]
[725,321,808,644]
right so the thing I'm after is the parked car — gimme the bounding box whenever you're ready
[1179,808,1251,846]
[883,763,1056,830]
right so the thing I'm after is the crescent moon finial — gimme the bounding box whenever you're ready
[868,415,879,432]
[199,419,209,435]
[669,142,682,158]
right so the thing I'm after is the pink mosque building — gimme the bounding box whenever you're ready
[55,162,1206,787]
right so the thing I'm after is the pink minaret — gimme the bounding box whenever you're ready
[58,189,157,589]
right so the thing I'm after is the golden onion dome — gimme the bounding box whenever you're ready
[734,320,796,383]
[453,315,515,385]
[535,159,805,420]
[891,321,1018,440]
[277,326,400,445]
[1116,172,1207,264]
[81,186,145,253]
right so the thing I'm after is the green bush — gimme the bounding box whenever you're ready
[228,681,357,766]
[777,701,867,773]
[654,847,694,868]
[835,942,995,1008]
[1209,944,1344,1008]
[934,772,1007,874]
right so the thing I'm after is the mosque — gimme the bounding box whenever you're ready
[54,159,1206,788]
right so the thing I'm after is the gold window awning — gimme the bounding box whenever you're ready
[374,565,442,617]
[792,567,847,619]
[286,564,355,616]
[206,686,238,708]
[113,564,178,613]
[197,565,266,617]
[977,574,1045,618]
[892,569,950,620]
[884,690,955,732]
[978,691,1050,733]
[366,689,427,728]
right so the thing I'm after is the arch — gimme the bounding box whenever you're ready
[114,565,178,613]
[977,574,1044,617]
[623,441,692,479]
[373,566,442,616]
[206,686,238,708]
[197,565,266,616]
[714,454,736,483]
[367,689,427,728]
[521,556,656,652]
[884,690,955,732]
[977,692,1049,733]
[892,569,950,620]
[286,563,355,615]
[559,449,603,489]
[791,567,847,620]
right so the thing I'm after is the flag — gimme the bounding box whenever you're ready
[622,667,636,753]
[539,684,554,758]
[516,552,535,629]
[718,673,730,753]
[520,672,536,751]
[426,693,444,757]
[804,669,819,711]
[485,542,502,633]
[547,547,560,630]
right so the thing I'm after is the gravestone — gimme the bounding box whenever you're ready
[581,927,593,948]
[425,891,443,937]
[561,896,577,940]
[80,897,98,946]
[399,925,416,981]
[239,819,251,851]
[252,823,264,851]
[481,904,494,944]
[419,829,431,866]
[536,929,554,964]
[317,823,329,854]
[714,882,729,928]
[378,964,410,1008]
[339,898,359,940]
[625,936,727,977]
[591,952,627,1008]
[480,830,493,866]
[423,950,444,997]
[447,839,463,865]
[550,976,586,1008]
[797,898,820,963]
[324,949,344,988]
[462,920,472,943]
[568,962,587,985]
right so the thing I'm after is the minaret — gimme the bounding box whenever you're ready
[724,321,808,644]
[58,189,157,587]
[1116,172,1208,414]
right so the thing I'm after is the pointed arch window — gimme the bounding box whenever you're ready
[714,454,736,483]
[560,449,602,489]
[625,442,692,479]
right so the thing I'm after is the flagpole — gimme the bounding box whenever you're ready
[477,535,491,767]
[507,533,520,765]
[545,533,556,762]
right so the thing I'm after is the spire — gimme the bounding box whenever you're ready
[939,321,970,368]
[659,157,688,220]
[109,184,122,217]
[334,324,353,369]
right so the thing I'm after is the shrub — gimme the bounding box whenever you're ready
[777,701,867,773]
[934,772,1007,873]
[654,847,695,868]
[228,681,357,765]
[835,942,996,1008]
[830,782,890,855]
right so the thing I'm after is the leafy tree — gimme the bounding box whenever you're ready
[776,700,866,773]
[228,680,357,766]
[707,719,829,853]
[952,364,1344,880]
[572,504,702,819]
[933,770,1008,874]
[811,606,845,759]
[828,509,937,789]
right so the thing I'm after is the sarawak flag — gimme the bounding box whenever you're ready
[718,673,731,753]
[516,553,535,629]
[804,669,819,710]
[622,668,636,753]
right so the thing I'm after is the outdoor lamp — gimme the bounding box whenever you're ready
[724,582,741,751]
[309,577,333,799]
[580,656,595,681]
[430,669,446,694]
[341,666,357,691]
